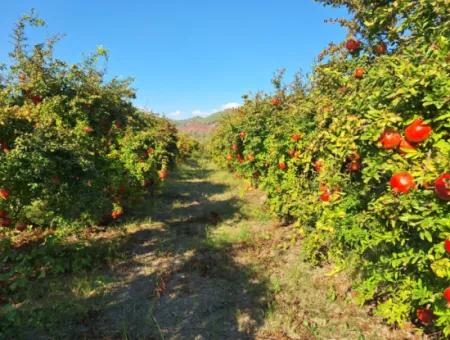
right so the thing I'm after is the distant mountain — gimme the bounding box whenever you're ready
[173,109,233,140]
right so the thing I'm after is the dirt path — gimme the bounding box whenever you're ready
[78,159,271,339]
[41,158,416,340]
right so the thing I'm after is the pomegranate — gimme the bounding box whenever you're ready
[390,172,415,193]
[416,308,433,325]
[434,173,450,201]
[354,67,365,78]
[380,129,401,149]
[405,118,432,143]
[345,38,361,53]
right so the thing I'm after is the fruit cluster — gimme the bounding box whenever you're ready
[211,0,449,335]
[0,15,178,230]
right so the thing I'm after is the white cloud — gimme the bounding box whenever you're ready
[220,102,240,110]
[168,110,182,118]
[165,102,241,120]
[190,102,241,118]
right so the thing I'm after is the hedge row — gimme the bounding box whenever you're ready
[211,0,449,334]
[0,14,178,230]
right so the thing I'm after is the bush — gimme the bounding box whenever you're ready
[211,0,449,335]
[0,13,178,229]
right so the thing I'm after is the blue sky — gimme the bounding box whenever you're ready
[0,1,347,120]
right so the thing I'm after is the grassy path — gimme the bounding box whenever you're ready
[14,158,416,339]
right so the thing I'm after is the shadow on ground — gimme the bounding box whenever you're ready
[91,159,270,339]
[11,159,270,340]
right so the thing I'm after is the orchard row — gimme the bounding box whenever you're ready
[0,15,179,231]
[211,0,449,335]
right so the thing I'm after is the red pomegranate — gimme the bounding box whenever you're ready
[278,162,287,171]
[443,287,450,306]
[405,118,432,143]
[314,160,323,172]
[416,308,434,325]
[444,239,450,253]
[0,189,9,200]
[0,217,11,227]
[434,173,450,201]
[390,172,415,193]
[271,97,281,106]
[354,67,365,78]
[320,185,331,202]
[380,129,401,149]
[345,38,361,53]
[291,133,301,142]
[374,42,387,55]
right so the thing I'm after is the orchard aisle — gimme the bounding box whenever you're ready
[71,157,412,340]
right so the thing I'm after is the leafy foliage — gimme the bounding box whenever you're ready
[0,13,178,229]
[0,14,179,336]
[211,0,449,334]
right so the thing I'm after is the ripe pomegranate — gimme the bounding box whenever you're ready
[444,287,450,306]
[271,97,281,106]
[444,239,450,253]
[347,161,361,173]
[111,207,124,219]
[405,118,432,143]
[31,95,42,104]
[18,72,27,82]
[314,160,323,172]
[147,147,155,155]
[84,126,94,134]
[247,154,254,162]
[0,217,11,227]
[354,67,365,78]
[0,210,7,218]
[291,133,301,142]
[0,189,9,200]
[1,141,10,153]
[15,222,27,232]
[159,170,168,181]
[374,42,387,55]
[435,173,450,201]
[416,308,433,325]
[226,154,233,161]
[320,186,331,202]
[239,131,246,139]
[390,172,415,193]
[380,129,401,149]
[345,38,361,53]
[278,162,287,171]
[232,144,238,151]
